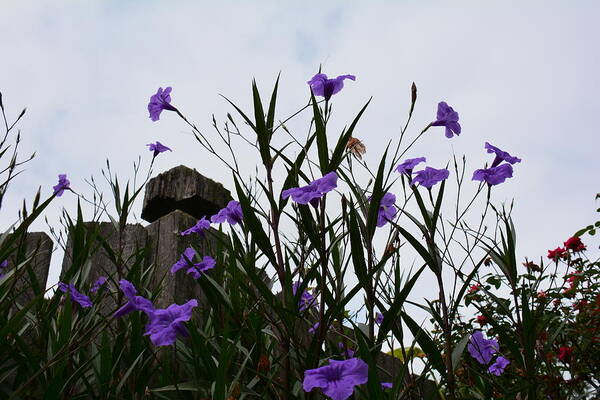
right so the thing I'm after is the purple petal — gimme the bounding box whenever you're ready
[411,167,450,189]
[472,164,513,186]
[395,157,426,174]
[303,358,368,400]
[119,279,137,298]
[144,299,198,346]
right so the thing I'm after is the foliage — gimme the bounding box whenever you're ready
[0,75,597,400]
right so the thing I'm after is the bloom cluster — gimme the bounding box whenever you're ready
[372,192,397,227]
[307,73,356,101]
[139,73,534,399]
[146,141,172,157]
[53,174,71,197]
[395,155,450,189]
[148,87,178,121]
[58,282,92,308]
[303,358,368,400]
[467,330,510,376]
[282,171,338,207]
[170,247,216,280]
[90,276,107,293]
[114,279,198,346]
[472,142,521,186]
[292,281,317,312]
[431,101,461,138]
[547,236,586,261]
[180,201,243,238]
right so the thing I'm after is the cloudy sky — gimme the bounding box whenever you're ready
[1,1,599,313]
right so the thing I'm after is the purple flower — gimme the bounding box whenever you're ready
[488,356,510,376]
[411,167,449,189]
[211,200,243,225]
[308,322,320,334]
[144,299,198,346]
[338,342,355,359]
[0,260,7,278]
[307,73,356,101]
[467,331,499,365]
[293,281,317,312]
[381,382,393,389]
[186,256,216,279]
[114,279,154,318]
[53,174,70,197]
[148,87,177,121]
[431,101,461,138]
[395,157,426,175]
[303,358,368,400]
[90,276,107,293]
[171,247,197,275]
[472,164,513,186]
[282,172,338,207]
[371,192,397,228]
[485,142,521,168]
[146,141,172,157]
[58,282,92,308]
[375,312,384,325]
[181,217,211,237]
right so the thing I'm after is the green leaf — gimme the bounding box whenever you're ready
[150,382,200,392]
[276,133,316,211]
[353,324,384,399]
[233,176,277,268]
[365,146,389,239]
[376,264,426,343]
[396,226,439,274]
[452,334,470,370]
[401,312,445,376]
[349,209,368,282]
[430,179,446,236]
[198,272,233,311]
[266,73,280,139]
[252,79,271,167]
[410,184,432,232]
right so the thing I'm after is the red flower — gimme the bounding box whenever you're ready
[537,291,547,299]
[547,247,567,261]
[557,346,572,362]
[476,315,488,325]
[564,236,586,252]
[468,284,481,294]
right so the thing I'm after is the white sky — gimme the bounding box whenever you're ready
[1,1,599,327]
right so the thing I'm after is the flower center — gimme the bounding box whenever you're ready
[324,365,343,382]
[323,81,336,100]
